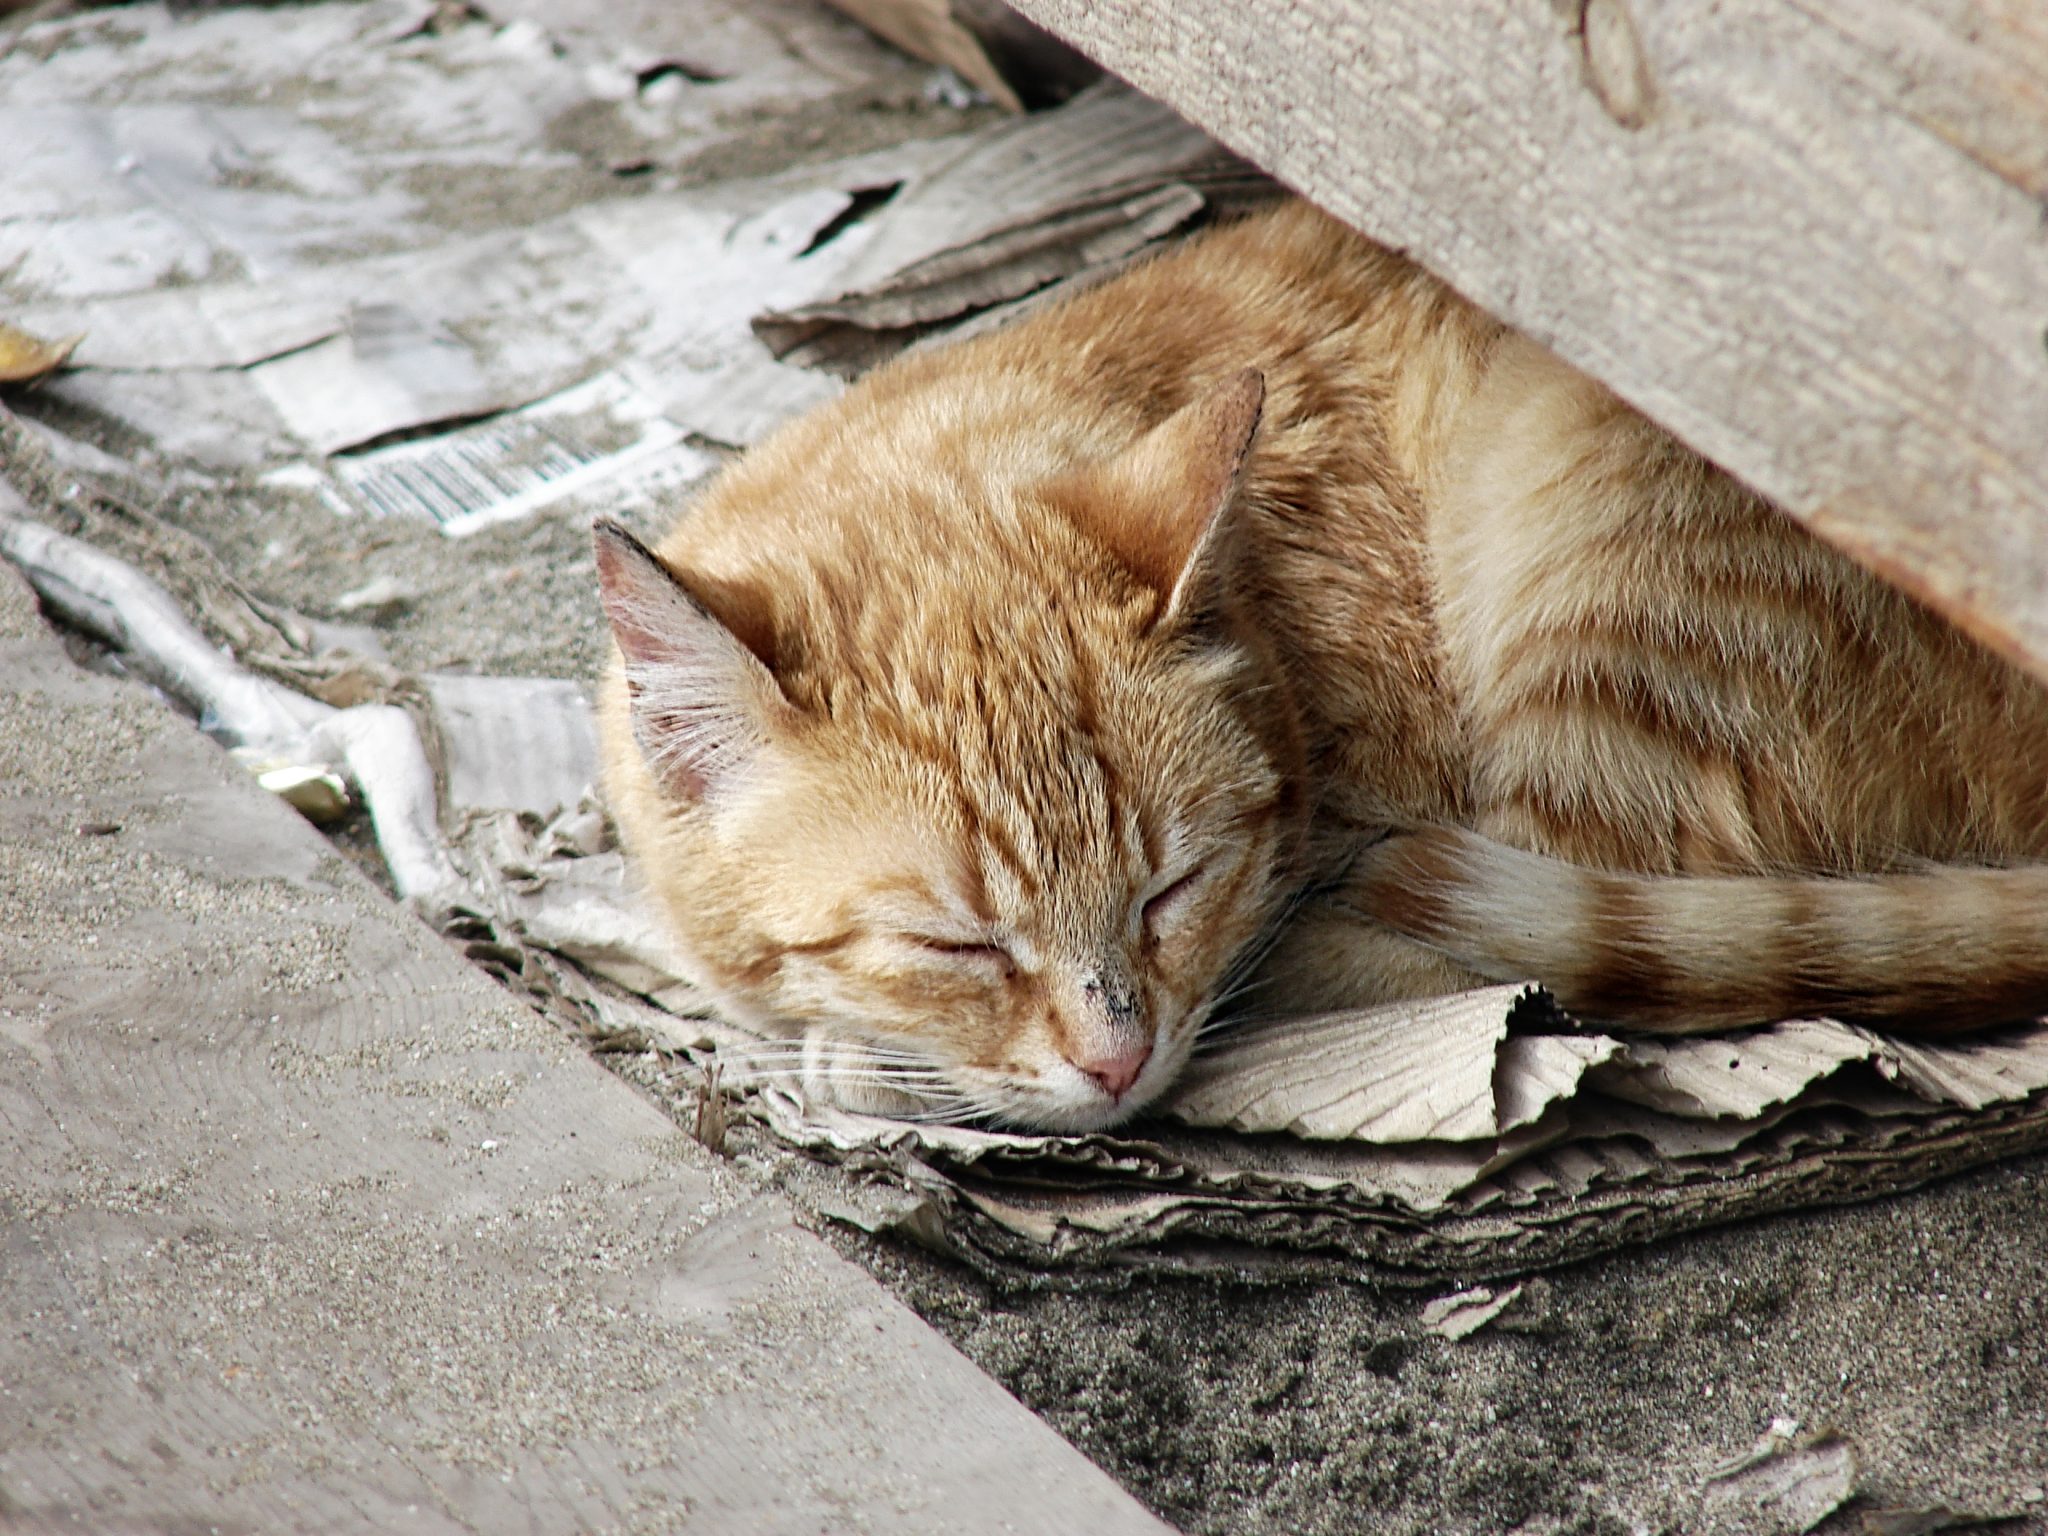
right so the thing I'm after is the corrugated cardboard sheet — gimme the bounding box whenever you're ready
[487,798,2048,1280]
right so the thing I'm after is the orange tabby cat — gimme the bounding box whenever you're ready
[596,198,2048,1132]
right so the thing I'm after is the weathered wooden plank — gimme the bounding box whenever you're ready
[1796,0,2048,199]
[0,550,1171,1536]
[1005,0,2048,681]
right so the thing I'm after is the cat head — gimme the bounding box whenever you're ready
[596,369,1305,1132]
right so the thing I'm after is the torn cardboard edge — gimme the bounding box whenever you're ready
[754,80,1279,377]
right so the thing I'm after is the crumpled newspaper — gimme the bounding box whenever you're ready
[753,80,1277,377]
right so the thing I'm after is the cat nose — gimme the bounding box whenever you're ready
[1074,1040,1152,1101]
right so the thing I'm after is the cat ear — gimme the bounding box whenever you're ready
[1068,367,1265,627]
[592,519,790,803]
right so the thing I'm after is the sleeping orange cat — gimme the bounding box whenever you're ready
[595,199,2048,1132]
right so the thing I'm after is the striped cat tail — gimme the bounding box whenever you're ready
[1353,826,2048,1035]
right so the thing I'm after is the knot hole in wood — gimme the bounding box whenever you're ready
[1579,0,1656,130]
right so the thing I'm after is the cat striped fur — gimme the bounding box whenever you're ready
[596,197,2048,1130]
[1354,826,2048,1035]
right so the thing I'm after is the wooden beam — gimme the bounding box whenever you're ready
[1005,0,2048,681]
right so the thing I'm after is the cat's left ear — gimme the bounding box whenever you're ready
[592,519,793,804]
[1061,367,1265,628]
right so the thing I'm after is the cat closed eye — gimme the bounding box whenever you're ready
[1142,867,1205,933]
[905,934,1013,969]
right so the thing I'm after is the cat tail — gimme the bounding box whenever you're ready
[1352,826,2048,1036]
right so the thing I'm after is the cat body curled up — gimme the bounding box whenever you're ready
[596,199,2048,1133]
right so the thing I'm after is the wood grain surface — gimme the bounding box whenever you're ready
[0,556,1169,1535]
[1005,0,2048,681]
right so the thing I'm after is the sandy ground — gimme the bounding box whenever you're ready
[845,1170,2048,1534]
[6,4,2047,1530]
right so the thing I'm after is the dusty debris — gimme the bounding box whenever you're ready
[756,80,1277,376]
[4,2,1234,493]
[1703,1420,1858,1534]
[1420,1282,1523,1340]
[0,514,461,903]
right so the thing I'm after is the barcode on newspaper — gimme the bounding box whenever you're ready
[329,374,703,537]
[344,413,600,527]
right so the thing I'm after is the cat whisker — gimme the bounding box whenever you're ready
[730,1057,959,1097]
[728,1064,952,1093]
[1180,777,1273,816]
[730,1041,950,1073]
[1203,967,1289,1018]
[716,1034,1026,1127]
[733,1046,944,1072]
[1198,886,1313,1023]
[735,1036,940,1061]
[1183,887,1319,1053]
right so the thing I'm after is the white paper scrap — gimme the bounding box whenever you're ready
[424,674,599,818]
[253,303,502,457]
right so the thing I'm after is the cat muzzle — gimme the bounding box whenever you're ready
[1070,970,1153,1100]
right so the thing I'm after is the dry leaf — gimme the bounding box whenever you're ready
[0,320,83,385]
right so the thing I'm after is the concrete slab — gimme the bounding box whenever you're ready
[0,562,1172,1534]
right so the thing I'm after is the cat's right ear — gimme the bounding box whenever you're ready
[1057,368,1265,630]
[592,519,790,804]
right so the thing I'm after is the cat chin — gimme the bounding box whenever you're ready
[996,1094,1157,1137]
